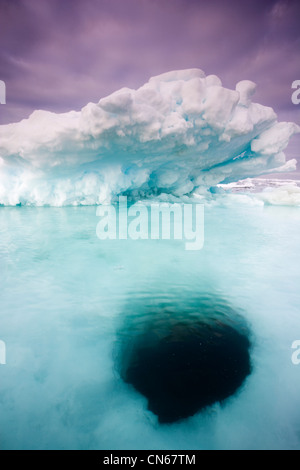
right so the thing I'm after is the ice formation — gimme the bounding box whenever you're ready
[259,184,300,206]
[0,68,299,206]
[218,178,300,206]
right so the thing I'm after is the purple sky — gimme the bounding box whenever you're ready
[0,0,299,165]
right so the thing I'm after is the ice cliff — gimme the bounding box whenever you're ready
[0,69,299,205]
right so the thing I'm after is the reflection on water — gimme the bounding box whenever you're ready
[118,296,252,423]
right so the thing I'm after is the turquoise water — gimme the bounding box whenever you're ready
[0,204,300,450]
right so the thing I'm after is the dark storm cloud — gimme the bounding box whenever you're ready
[0,0,299,161]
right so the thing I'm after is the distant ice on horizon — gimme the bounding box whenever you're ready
[218,178,300,206]
[0,69,299,206]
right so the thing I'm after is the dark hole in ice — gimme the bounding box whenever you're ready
[119,298,252,424]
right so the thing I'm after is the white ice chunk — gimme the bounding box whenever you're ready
[0,68,299,206]
[236,80,257,107]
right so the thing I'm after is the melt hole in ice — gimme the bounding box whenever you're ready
[119,299,252,424]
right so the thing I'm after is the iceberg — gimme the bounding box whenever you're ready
[0,69,299,206]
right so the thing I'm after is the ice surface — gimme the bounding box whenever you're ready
[0,69,299,206]
[218,178,300,206]
[259,185,300,206]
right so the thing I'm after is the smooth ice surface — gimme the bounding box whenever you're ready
[1,205,300,450]
[0,69,299,206]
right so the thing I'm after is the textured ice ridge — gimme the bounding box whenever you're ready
[0,68,299,205]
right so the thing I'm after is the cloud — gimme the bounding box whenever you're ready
[0,0,299,162]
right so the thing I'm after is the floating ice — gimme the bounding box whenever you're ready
[218,178,300,206]
[259,184,300,206]
[0,69,299,206]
